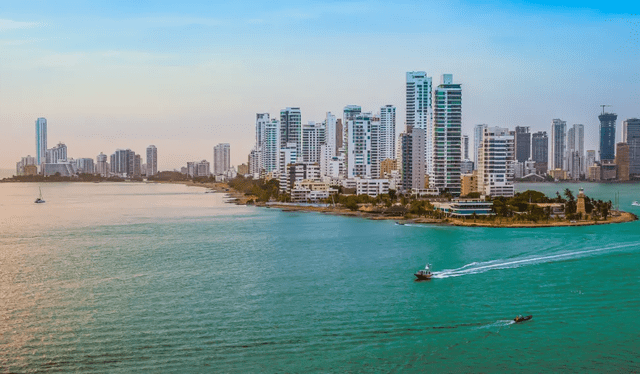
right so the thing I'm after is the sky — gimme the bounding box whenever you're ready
[1,0,639,171]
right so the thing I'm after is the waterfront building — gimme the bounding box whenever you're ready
[76,158,94,174]
[35,117,47,167]
[263,119,281,174]
[280,162,320,194]
[400,128,427,192]
[473,124,487,169]
[432,74,462,195]
[23,164,38,176]
[347,112,379,179]
[356,178,390,197]
[549,168,569,180]
[46,142,68,163]
[110,149,134,176]
[301,121,325,164]
[96,152,108,177]
[601,161,617,181]
[599,111,617,162]
[514,126,531,163]
[42,162,77,177]
[615,143,630,181]
[588,164,601,181]
[460,174,477,196]
[280,107,302,156]
[187,160,210,177]
[622,118,640,177]
[432,200,494,217]
[550,119,566,170]
[477,127,515,197]
[146,145,157,176]
[379,105,396,162]
[16,155,37,176]
[532,131,549,174]
[214,143,231,175]
[406,71,434,175]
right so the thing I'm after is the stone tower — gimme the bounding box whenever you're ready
[576,187,586,216]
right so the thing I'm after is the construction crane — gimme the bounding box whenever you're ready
[600,104,612,115]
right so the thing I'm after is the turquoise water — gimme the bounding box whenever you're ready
[1,182,639,372]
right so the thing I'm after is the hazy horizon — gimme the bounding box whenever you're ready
[2,1,639,170]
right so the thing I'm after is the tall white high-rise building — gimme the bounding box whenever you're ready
[347,112,379,178]
[255,113,269,172]
[280,108,302,156]
[213,143,231,175]
[406,71,433,175]
[477,127,515,197]
[432,74,462,195]
[474,124,487,168]
[379,105,396,162]
[264,119,281,174]
[46,142,68,163]
[35,117,47,167]
[324,112,338,157]
[278,143,298,176]
[146,145,157,176]
[566,124,584,179]
[301,121,325,164]
[96,152,108,177]
[551,119,567,170]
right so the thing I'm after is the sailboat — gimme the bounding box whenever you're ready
[35,187,45,204]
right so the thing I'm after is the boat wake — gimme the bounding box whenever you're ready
[432,242,640,279]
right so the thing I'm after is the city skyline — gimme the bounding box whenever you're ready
[1,1,639,171]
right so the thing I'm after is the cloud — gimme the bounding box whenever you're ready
[0,19,40,31]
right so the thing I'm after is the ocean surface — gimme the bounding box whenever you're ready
[1,182,639,373]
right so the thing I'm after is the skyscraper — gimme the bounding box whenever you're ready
[406,71,433,175]
[255,113,269,172]
[213,143,231,175]
[146,145,157,176]
[532,131,549,174]
[623,118,640,177]
[474,124,488,168]
[264,119,281,174]
[324,112,338,157]
[280,108,302,155]
[599,111,617,162]
[301,121,325,164]
[567,124,584,179]
[96,152,108,177]
[462,135,469,160]
[400,129,427,192]
[379,105,396,162]
[432,74,461,195]
[347,112,379,178]
[514,126,531,162]
[35,117,47,167]
[550,119,566,170]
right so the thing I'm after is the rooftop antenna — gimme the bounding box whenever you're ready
[600,104,611,115]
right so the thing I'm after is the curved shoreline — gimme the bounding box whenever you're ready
[154,180,640,228]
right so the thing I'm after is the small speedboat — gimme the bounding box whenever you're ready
[395,221,405,226]
[514,315,533,323]
[414,263,433,280]
[632,201,640,207]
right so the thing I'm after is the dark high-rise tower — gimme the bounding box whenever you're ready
[532,131,548,174]
[599,111,617,162]
[514,126,531,162]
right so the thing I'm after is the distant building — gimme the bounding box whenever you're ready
[588,164,601,181]
[622,118,640,177]
[24,164,38,176]
[146,145,157,176]
[549,168,568,180]
[281,107,302,156]
[380,158,398,178]
[237,163,249,175]
[551,119,566,170]
[213,143,231,175]
[46,142,68,163]
[280,163,320,194]
[301,121,325,164]
[96,153,108,177]
[463,135,470,160]
[16,155,37,176]
[406,71,434,174]
[460,174,477,196]
[35,118,47,167]
[347,112,379,179]
[615,143,630,181]
[379,105,396,162]
[76,158,94,174]
[356,178,390,197]
[585,150,597,173]
[279,143,298,177]
[599,111,617,162]
[514,126,531,163]
[477,127,514,197]
[532,131,548,174]
[601,161,617,181]
[460,160,474,175]
[474,124,487,168]
[110,149,135,177]
[401,128,427,192]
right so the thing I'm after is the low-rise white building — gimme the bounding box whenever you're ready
[356,178,390,197]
